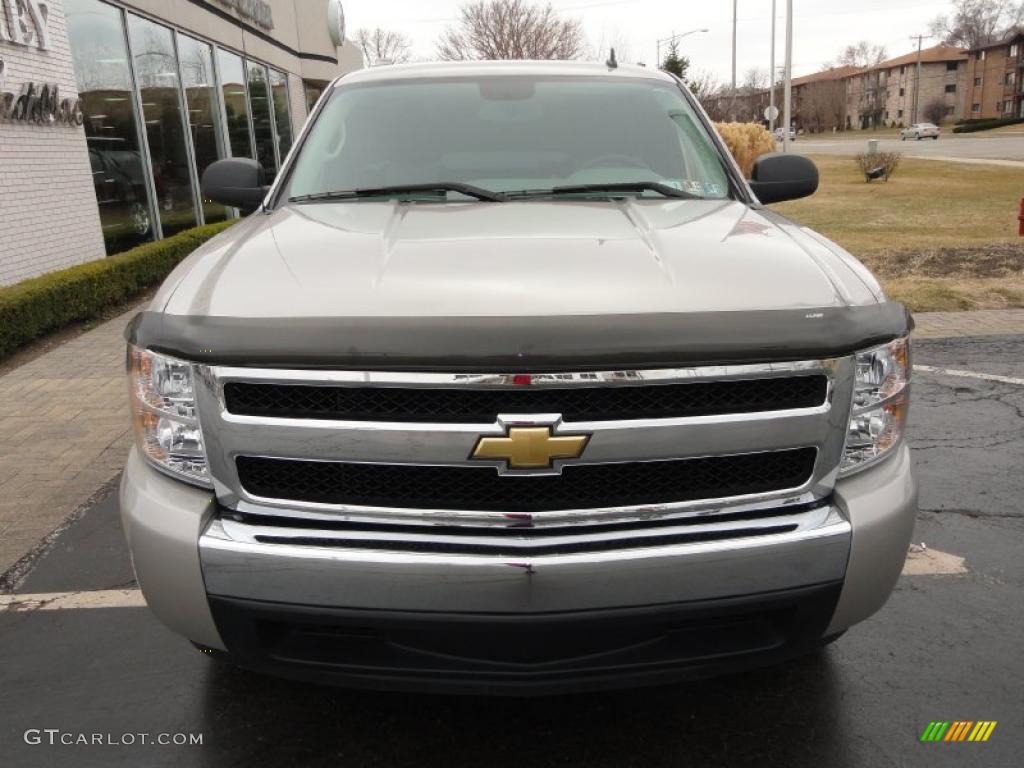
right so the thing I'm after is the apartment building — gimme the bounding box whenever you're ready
[846,45,968,129]
[791,65,862,133]
[963,28,1024,120]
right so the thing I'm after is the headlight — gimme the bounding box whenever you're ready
[127,346,211,487]
[840,336,910,477]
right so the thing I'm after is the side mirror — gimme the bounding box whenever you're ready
[749,153,819,204]
[201,158,269,212]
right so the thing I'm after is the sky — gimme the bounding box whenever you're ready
[341,0,957,83]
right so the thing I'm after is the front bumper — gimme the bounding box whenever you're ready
[120,443,916,692]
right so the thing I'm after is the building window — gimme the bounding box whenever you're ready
[305,81,328,114]
[899,87,905,96]
[65,0,154,255]
[945,106,955,115]
[1011,44,1019,57]
[178,33,228,224]
[1005,72,1015,86]
[971,102,981,112]
[897,109,903,118]
[944,84,957,93]
[899,65,905,74]
[977,50,986,60]
[217,49,254,160]
[246,61,277,179]
[974,76,983,86]
[946,61,958,71]
[127,13,198,239]
[269,69,294,162]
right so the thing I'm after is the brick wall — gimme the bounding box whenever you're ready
[0,0,106,287]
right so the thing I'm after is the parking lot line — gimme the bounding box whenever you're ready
[0,589,145,613]
[914,365,1024,387]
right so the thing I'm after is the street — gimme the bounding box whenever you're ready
[795,133,1024,163]
[0,333,1021,767]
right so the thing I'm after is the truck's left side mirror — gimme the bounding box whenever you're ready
[749,153,819,204]
[201,158,269,213]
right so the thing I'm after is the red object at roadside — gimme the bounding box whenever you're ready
[1019,198,1024,236]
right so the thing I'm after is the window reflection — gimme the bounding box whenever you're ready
[217,49,253,160]
[247,61,277,179]
[269,69,293,161]
[304,80,327,115]
[65,0,153,254]
[127,14,197,237]
[179,34,228,223]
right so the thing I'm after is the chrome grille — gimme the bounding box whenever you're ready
[194,360,853,536]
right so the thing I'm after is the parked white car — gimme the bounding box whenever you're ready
[900,123,940,140]
[773,127,796,141]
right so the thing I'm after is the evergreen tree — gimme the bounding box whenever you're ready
[660,40,690,80]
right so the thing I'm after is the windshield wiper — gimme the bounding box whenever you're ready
[504,182,701,200]
[289,183,507,203]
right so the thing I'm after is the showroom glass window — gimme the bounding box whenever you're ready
[269,69,294,160]
[247,61,278,178]
[178,34,229,223]
[127,14,198,237]
[65,0,153,254]
[217,49,253,160]
[304,81,327,114]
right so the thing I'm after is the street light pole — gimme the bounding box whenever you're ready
[769,0,776,132]
[783,0,793,152]
[909,33,928,124]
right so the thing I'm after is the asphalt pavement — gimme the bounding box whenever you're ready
[0,334,1021,768]
[794,133,1024,162]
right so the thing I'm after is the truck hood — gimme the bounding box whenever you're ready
[160,199,884,319]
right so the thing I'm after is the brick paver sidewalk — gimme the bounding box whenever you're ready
[1,306,1023,579]
[0,311,135,576]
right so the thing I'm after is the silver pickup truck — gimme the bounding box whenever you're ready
[121,60,916,695]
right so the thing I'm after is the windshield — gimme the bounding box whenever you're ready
[285,76,732,202]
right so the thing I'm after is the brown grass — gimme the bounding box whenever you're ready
[770,155,1024,311]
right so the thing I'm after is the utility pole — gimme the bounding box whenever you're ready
[783,0,793,153]
[769,0,776,132]
[732,0,738,93]
[909,34,928,124]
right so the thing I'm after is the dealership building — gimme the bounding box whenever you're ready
[0,0,361,285]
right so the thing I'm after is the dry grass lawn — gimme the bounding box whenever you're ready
[770,155,1024,311]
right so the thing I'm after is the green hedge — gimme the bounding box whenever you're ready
[952,117,1024,133]
[0,220,236,359]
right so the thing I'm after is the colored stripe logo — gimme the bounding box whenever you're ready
[920,721,997,742]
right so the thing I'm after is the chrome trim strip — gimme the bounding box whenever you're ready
[217,504,835,550]
[208,359,838,388]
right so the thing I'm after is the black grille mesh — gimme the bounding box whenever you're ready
[224,375,828,423]
[236,449,817,512]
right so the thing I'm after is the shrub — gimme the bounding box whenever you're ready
[714,122,775,178]
[953,117,1024,133]
[854,151,901,182]
[0,220,236,359]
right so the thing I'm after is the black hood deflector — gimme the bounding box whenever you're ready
[126,303,912,371]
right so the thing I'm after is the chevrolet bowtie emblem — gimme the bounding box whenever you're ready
[471,426,590,470]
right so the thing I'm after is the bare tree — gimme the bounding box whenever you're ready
[740,67,769,93]
[834,41,888,68]
[436,0,585,61]
[929,0,1024,48]
[798,79,846,133]
[922,98,949,124]
[686,70,726,120]
[589,27,634,64]
[355,28,412,66]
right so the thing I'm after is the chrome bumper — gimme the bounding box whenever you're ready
[199,505,851,613]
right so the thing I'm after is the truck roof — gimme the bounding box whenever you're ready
[337,59,676,86]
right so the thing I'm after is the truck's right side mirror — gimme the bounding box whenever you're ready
[201,158,269,213]
[749,153,819,205]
